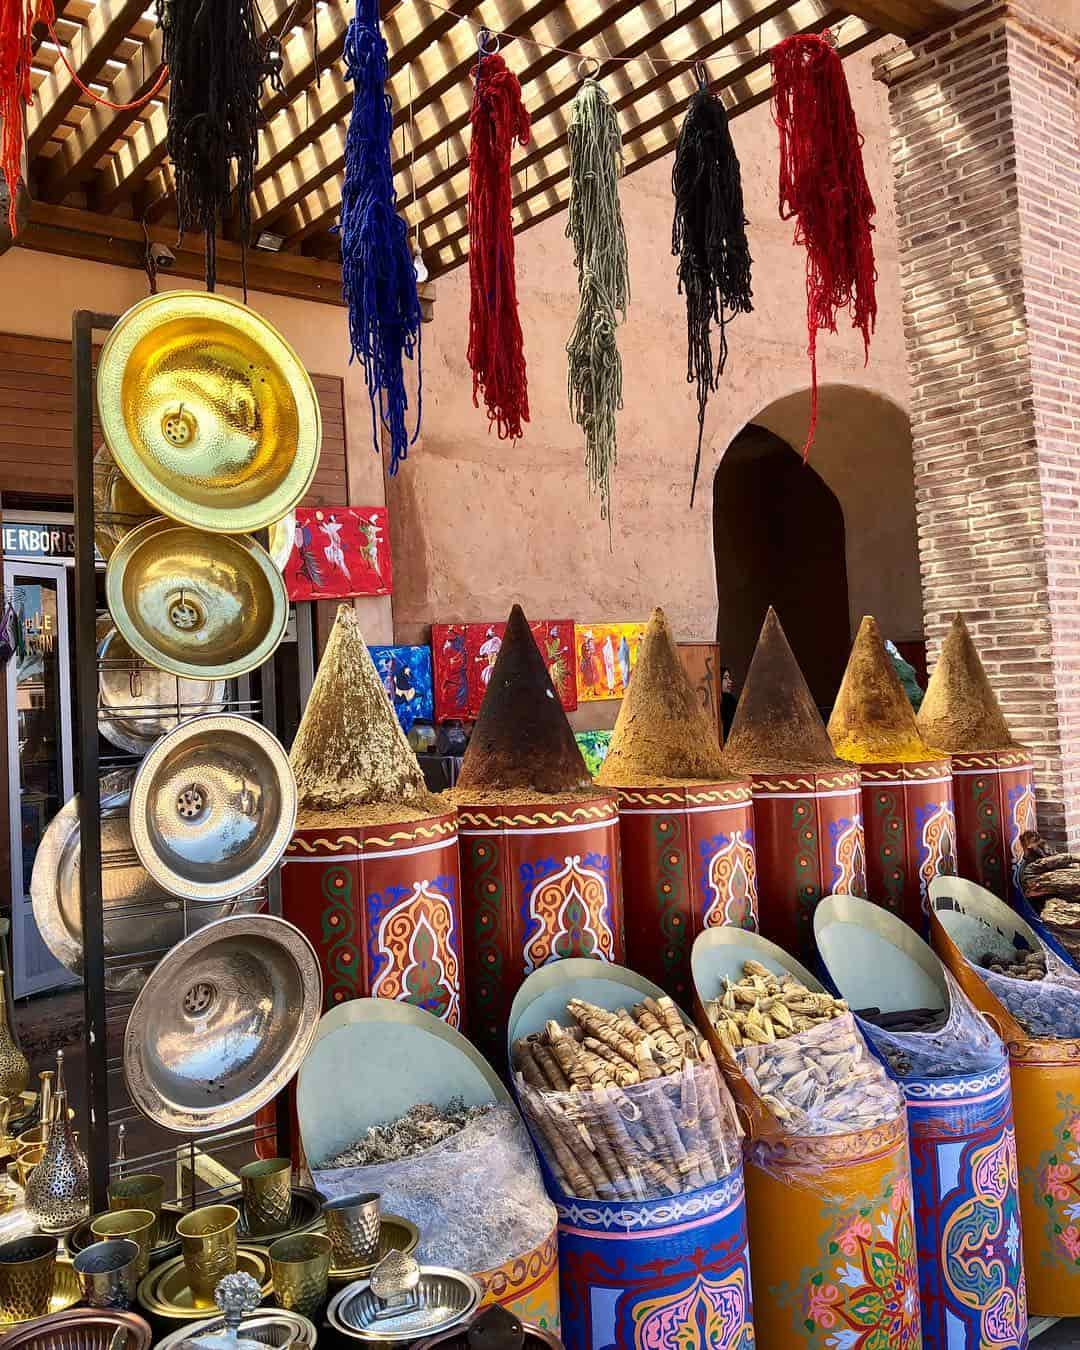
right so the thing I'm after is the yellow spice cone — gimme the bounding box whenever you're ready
[917,613,1019,752]
[828,615,937,764]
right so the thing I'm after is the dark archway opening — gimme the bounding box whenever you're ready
[714,424,851,712]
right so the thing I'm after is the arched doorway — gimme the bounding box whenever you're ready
[714,424,851,709]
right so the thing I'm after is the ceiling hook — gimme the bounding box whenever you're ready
[477,27,500,56]
[578,54,601,80]
[694,60,709,90]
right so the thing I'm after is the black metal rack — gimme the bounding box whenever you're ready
[71,309,290,1213]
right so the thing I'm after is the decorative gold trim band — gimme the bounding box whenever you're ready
[950,750,1034,771]
[288,815,458,855]
[615,785,752,807]
[859,760,952,784]
[750,772,861,794]
[455,802,619,830]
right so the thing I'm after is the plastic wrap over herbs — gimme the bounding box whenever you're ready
[513,998,742,1201]
[963,920,1080,1040]
[854,967,1004,1079]
[313,1103,555,1274]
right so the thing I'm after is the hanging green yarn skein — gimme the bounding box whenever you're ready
[566,77,630,523]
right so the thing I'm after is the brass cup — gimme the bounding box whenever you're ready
[90,1207,155,1279]
[269,1233,331,1319]
[321,1193,381,1267]
[0,1234,58,1321]
[108,1173,165,1246]
[239,1157,292,1237]
[12,1145,44,1188]
[175,1204,239,1307]
[73,1238,141,1310]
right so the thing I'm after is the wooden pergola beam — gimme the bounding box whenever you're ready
[28,0,150,157]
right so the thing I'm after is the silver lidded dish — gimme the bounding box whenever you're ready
[326,1252,480,1346]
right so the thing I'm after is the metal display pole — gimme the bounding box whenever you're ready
[72,309,118,1213]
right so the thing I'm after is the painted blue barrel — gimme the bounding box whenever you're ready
[816,893,1028,1350]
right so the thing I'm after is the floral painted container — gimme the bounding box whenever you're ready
[930,874,1080,1319]
[615,780,757,1006]
[860,760,957,935]
[281,811,465,1025]
[949,749,1037,905]
[457,794,624,1068]
[748,767,865,968]
[475,1233,561,1334]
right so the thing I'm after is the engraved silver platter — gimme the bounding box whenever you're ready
[326,1267,480,1345]
[129,714,297,903]
[123,915,322,1132]
[29,772,262,992]
[97,617,225,758]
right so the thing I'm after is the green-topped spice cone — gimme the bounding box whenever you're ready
[918,614,1035,902]
[828,615,937,766]
[599,606,756,1002]
[454,603,624,1067]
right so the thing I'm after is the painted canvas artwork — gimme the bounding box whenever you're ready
[464,623,506,718]
[575,622,646,701]
[283,506,392,601]
[530,619,577,712]
[575,730,613,777]
[369,645,434,732]
[431,623,470,721]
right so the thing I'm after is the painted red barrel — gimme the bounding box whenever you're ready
[280,810,465,1027]
[861,759,957,933]
[748,767,865,966]
[949,748,1036,904]
[457,794,624,1068]
[614,780,756,1005]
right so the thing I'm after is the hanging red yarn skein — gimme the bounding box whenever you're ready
[0,0,53,235]
[771,32,877,458]
[467,47,531,441]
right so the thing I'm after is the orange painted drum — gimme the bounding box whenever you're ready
[748,768,865,967]
[280,811,465,1026]
[860,760,956,935]
[615,780,756,1005]
[930,877,1080,1318]
[457,795,624,1067]
[475,1232,560,1335]
[949,749,1036,904]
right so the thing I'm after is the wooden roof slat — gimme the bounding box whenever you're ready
[28,0,152,156]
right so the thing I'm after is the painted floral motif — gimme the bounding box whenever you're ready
[1037,1093,1080,1267]
[801,1179,921,1349]
[916,797,957,904]
[701,830,758,931]
[942,1127,1027,1347]
[369,879,462,1027]
[521,853,615,973]
[829,817,867,898]
[631,1268,755,1350]
[1008,780,1037,900]
[321,863,361,1006]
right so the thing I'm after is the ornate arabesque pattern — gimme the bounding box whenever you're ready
[700,830,758,930]
[520,853,616,973]
[369,877,462,1027]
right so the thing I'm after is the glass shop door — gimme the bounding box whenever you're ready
[4,560,78,997]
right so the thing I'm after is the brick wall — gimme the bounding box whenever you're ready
[877,1,1080,846]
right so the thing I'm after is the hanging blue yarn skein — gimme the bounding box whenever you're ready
[340,0,423,474]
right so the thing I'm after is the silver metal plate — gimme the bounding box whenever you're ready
[327,1269,480,1344]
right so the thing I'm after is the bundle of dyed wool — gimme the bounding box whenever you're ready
[671,85,753,504]
[566,77,630,522]
[467,48,531,440]
[340,0,423,473]
[156,0,264,289]
[0,0,53,236]
[771,33,876,458]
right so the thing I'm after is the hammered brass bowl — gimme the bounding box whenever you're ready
[0,1306,153,1350]
[129,715,296,903]
[105,518,288,681]
[123,915,322,1133]
[96,291,321,535]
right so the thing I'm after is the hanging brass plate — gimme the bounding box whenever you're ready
[96,291,321,534]
[93,443,155,560]
[105,517,288,681]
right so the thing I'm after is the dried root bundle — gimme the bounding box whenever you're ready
[705,961,902,1137]
[513,997,741,1202]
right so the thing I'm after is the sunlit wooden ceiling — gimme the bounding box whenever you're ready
[18,0,971,302]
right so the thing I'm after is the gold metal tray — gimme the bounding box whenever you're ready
[326,1215,419,1284]
[136,1246,272,1320]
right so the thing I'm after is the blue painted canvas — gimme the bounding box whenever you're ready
[369,645,434,732]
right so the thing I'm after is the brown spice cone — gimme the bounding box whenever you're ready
[456,604,591,794]
[724,607,846,775]
[828,615,938,765]
[596,606,731,786]
[917,613,1020,752]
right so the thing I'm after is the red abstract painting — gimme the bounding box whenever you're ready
[465,622,506,718]
[282,506,392,601]
[432,623,470,722]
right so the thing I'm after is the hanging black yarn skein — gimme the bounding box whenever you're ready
[672,82,753,506]
[157,0,266,290]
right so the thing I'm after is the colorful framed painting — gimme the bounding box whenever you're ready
[531,619,577,711]
[369,645,434,732]
[432,623,470,722]
[574,622,645,701]
[575,730,613,777]
[282,506,392,601]
[464,623,506,719]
